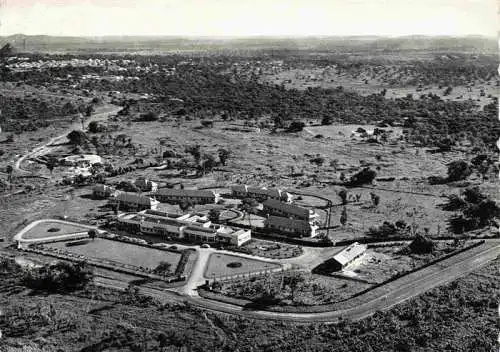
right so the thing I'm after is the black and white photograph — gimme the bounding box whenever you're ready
[0,0,498,351]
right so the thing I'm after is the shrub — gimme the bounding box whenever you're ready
[227,262,243,268]
[140,111,159,121]
[367,221,398,237]
[408,234,435,254]
[321,116,333,125]
[287,121,305,132]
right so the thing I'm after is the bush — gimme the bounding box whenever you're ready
[321,116,333,125]
[367,221,398,237]
[287,121,305,132]
[408,234,435,254]
[139,111,159,121]
[227,262,243,268]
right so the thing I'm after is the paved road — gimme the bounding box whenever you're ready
[97,239,499,323]
[14,218,499,322]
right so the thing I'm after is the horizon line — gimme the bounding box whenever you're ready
[0,33,496,40]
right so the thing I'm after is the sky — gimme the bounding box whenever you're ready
[0,0,497,37]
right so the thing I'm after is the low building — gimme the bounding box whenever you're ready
[135,177,158,192]
[116,209,251,246]
[262,199,318,223]
[112,192,159,211]
[62,154,103,168]
[264,215,318,237]
[92,184,114,199]
[330,242,367,271]
[155,188,218,204]
[231,185,292,202]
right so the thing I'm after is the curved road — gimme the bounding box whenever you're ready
[14,104,121,176]
[13,219,500,323]
[97,240,500,323]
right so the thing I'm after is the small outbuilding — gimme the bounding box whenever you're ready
[313,242,367,273]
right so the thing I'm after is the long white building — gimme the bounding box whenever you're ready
[117,209,251,246]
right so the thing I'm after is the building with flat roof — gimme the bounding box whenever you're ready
[231,185,292,202]
[155,188,218,204]
[264,215,319,238]
[262,199,318,223]
[116,209,250,246]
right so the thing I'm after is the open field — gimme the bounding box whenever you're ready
[204,253,281,278]
[46,238,181,270]
[21,221,90,239]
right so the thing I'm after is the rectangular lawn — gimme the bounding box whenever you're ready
[47,238,181,270]
[204,253,281,278]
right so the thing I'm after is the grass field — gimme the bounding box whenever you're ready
[21,221,91,240]
[47,238,181,270]
[204,253,281,278]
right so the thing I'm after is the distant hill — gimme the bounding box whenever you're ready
[0,34,496,54]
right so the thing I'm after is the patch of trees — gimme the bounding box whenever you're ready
[429,160,472,184]
[442,187,500,234]
[0,95,92,133]
[345,167,377,187]
[22,261,93,293]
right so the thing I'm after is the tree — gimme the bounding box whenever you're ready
[408,234,435,254]
[179,199,194,213]
[185,144,201,164]
[88,121,104,133]
[287,121,305,133]
[153,261,172,277]
[241,197,258,228]
[85,104,94,117]
[370,192,380,207]
[337,189,348,205]
[199,154,217,175]
[321,116,333,125]
[446,160,471,182]
[218,148,231,166]
[340,207,347,227]
[67,130,88,146]
[208,208,221,223]
[347,167,377,186]
[88,229,97,241]
[5,164,13,183]
[45,156,58,174]
[284,272,306,301]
